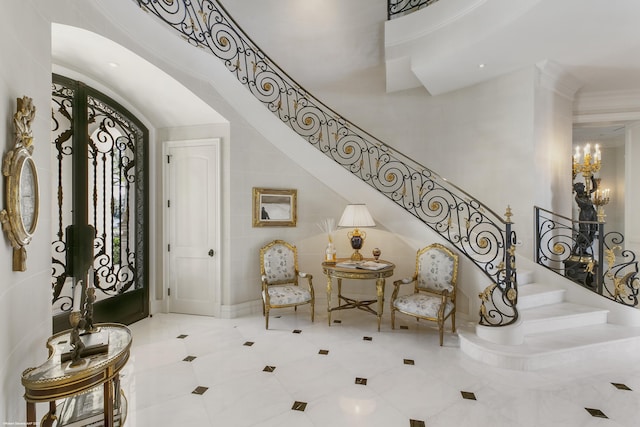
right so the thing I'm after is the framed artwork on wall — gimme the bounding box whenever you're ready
[252,188,297,227]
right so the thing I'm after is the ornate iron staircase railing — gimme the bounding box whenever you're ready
[388,0,440,20]
[535,206,639,307]
[134,0,518,326]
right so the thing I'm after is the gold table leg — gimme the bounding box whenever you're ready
[326,275,332,326]
[26,402,35,427]
[376,277,385,332]
[104,377,114,427]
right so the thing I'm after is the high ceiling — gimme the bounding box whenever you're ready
[384,0,640,96]
[223,0,640,96]
[51,0,640,136]
[51,24,226,128]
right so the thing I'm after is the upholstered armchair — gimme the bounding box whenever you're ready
[390,243,459,346]
[260,240,314,329]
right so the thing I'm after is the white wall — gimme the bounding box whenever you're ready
[0,1,53,423]
[626,123,640,255]
[0,0,588,421]
[599,144,625,240]
[65,1,577,317]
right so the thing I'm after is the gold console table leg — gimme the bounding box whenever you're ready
[26,402,35,427]
[376,277,385,332]
[326,275,332,326]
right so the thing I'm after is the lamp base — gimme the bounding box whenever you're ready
[348,229,366,261]
[350,233,363,247]
[350,250,364,261]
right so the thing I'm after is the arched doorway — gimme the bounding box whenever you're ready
[51,74,149,332]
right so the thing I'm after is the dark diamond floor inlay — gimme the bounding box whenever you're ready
[612,382,632,391]
[319,349,329,355]
[363,336,373,341]
[585,408,608,418]
[183,355,196,362]
[293,329,302,334]
[404,359,415,365]
[333,319,342,324]
[243,341,254,346]
[177,334,188,339]
[400,325,409,330]
[292,401,307,411]
[461,391,477,400]
[355,377,367,385]
[409,420,426,427]
[192,386,209,395]
[263,365,276,372]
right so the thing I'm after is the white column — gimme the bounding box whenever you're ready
[625,122,640,254]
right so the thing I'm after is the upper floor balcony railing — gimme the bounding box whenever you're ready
[388,0,440,20]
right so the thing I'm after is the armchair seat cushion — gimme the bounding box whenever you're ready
[393,293,454,319]
[263,285,311,306]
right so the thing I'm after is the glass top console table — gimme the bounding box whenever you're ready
[22,323,132,427]
[322,259,395,331]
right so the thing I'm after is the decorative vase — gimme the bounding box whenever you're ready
[325,242,337,263]
[372,248,381,260]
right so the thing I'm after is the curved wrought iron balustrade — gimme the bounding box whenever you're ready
[535,206,639,307]
[133,0,518,326]
[388,0,441,20]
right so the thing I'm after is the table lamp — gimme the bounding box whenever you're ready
[338,204,375,261]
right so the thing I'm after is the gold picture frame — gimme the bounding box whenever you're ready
[253,188,297,227]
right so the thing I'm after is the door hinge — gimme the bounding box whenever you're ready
[167,155,171,164]
[168,288,171,296]
[168,244,171,252]
[167,199,170,208]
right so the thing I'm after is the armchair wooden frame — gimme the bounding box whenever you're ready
[390,243,458,346]
[260,240,314,329]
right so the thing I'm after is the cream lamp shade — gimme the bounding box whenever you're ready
[338,204,375,261]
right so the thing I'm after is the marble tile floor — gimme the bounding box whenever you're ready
[120,309,640,427]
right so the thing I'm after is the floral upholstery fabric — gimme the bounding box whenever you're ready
[260,240,314,329]
[263,285,311,306]
[393,293,454,319]
[263,244,296,283]
[417,248,455,292]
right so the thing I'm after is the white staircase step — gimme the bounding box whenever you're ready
[517,283,565,309]
[517,269,535,285]
[521,302,608,335]
[459,323,640,370]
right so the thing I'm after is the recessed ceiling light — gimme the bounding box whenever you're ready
[478,63,486,69]
[108,62,120,68]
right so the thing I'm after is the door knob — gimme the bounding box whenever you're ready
[208,249,214,257]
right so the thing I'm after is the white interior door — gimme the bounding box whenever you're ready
[166,139,220,315]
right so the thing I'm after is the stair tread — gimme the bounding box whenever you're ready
[460,323,640,357]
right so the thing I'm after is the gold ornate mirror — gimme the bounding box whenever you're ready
[252,188,297,227]
[1,96,39,271]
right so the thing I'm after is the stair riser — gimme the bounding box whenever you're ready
[460,334,640,370]
[518,290,565,310]
[523,311,608,335]
[518,270,535,285]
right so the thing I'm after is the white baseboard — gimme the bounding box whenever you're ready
[219,299,263,319]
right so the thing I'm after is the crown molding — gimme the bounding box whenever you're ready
[573,90,640,124]
[536,60,583,101]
